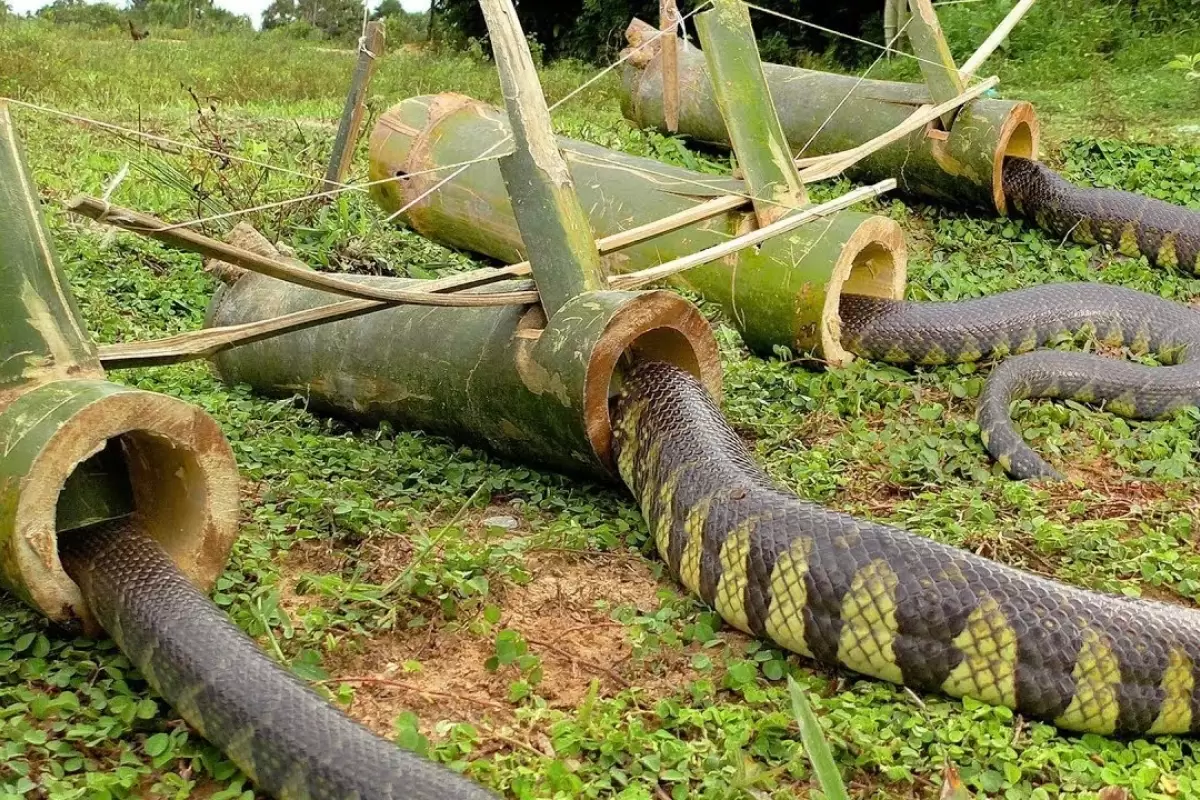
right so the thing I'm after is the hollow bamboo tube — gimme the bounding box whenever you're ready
[369,94,907,365]
[0,103,239,629]
[619,19,1039,213]
[205,264,722,478]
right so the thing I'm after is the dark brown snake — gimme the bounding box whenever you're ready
[59,519,498,800]
[1003,157,1200,273]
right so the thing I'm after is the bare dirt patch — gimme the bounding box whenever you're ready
[320,548,684,739]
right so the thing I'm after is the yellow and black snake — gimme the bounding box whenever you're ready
[56,292,1200,799]
[1003,157,1200,273]
[838,282,1200,480]
[613,359,1200,737]
[60,519,498,800]
[52,163,1200,796]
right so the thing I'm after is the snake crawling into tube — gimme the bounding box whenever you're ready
[51,156,1200,798]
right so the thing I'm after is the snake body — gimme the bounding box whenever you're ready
[838,283,1200,480]
[613,360,1200,736]
[59,519,496,800]
[48,157,1200,797]
[1003,157,1200,273]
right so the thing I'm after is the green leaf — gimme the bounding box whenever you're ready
[143,733,171,758]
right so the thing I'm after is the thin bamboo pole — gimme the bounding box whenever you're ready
[98,191,786,370]
[65,196,539,307]
[797,76,1000,183]
[611,179,896,289]
[660,0,680,132]
[959,0,1037,80]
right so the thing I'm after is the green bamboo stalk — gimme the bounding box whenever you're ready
[905,0,965,126]
[694,0,806,224]
[479,0,608,314]
[0,102,102,398]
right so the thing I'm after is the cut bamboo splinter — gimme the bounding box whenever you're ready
[611,179,896,289]
[798,75,1001,183]
[98,179,890,369]
[66,195,539,308]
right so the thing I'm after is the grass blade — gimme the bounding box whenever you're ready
[788,675,849,800]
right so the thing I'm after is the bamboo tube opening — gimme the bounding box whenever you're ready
[826,219,908,367]
[8,386,239,632]
[990,104,1039,214]
[575,290,721,469]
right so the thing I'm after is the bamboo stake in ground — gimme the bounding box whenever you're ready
[478,0,608,314]
[660,0,680,132]
[323,20,387,192]
[694,0,806,226]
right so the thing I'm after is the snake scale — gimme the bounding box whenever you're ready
[613,360,1200,736]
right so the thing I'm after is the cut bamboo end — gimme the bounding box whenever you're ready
[823,216,908,367]
[988,101,1038,215]
[580,290,721,467]
[0,381,239,632]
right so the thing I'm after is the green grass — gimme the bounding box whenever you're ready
[3,11,1200,800]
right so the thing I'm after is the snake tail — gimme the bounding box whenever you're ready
[839,283,1200,480]
[59,519,497,800]
[1003,157,1200,273]
[613,360,1200,735]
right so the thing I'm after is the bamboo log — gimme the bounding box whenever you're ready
[694,0,806,225]
[0,103,239,628]
[370,94,907,364]
[479,0,608,315]
[620,19,1039,213]
[205,240,722,478]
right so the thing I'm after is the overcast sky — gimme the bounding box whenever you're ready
[9,1,432,27]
